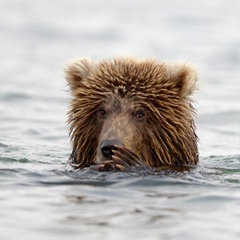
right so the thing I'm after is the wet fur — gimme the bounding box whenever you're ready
[65,57,199,169]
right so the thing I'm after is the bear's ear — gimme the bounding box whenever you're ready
[65,57,96,92]
[167,63,198,99]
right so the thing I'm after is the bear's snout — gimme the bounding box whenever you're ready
[100,139,123,159]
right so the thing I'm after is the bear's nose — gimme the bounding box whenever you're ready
[100,139,123,159]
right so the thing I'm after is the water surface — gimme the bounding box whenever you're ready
[0,0,239,239]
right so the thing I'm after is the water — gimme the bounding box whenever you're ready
[0,0,239,239]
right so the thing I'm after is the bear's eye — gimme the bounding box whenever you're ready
[134,110,145,121]
[98,109,106,118]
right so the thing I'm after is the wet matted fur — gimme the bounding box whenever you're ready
[65,57,199,169]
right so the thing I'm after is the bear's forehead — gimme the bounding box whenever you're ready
[93,61,173,93]
[102,93,143,113]
[88,73,163,100]
[85,60,183,100]
[113,85,128,95]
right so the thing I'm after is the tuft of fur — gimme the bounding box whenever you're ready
[65,57,199,169]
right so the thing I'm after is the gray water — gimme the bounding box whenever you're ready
[0,0,239,239]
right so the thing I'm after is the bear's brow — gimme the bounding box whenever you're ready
[106,95,121,113]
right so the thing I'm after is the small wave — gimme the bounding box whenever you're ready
[0,154,239,188]
[0,157,30,163]
[0,143,9,148]
[0,92,30,101]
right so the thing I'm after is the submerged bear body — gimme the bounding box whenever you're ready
[65,57,199,171]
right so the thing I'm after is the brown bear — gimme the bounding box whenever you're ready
[65,57,199,171]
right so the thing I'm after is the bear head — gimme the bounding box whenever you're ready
[65,57,198,170]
